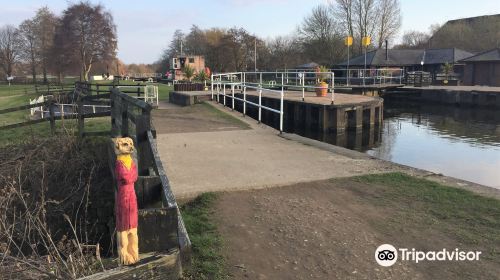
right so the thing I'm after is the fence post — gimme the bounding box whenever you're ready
[211,74,214,100]
[258,85,262,124]
[231,84,235,111]
[301,73,305,101]
[223,84,226,106]
[331,73,335,105]
[280,74,284,133]
[243,75,246,117]
[121,101,129,137]
[77,100,84,138]
[49,101,56,135]
[137,84,141,98]
[136,109,152,176]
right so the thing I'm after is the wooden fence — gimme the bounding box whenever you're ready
[109,87,191,266]
[0,82,191,271]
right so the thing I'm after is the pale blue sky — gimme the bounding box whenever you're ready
[1,0,499,64]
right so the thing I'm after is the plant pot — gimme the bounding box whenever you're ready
[315,82,328,97]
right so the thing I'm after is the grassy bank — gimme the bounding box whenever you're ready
[351,172,500,260]
[182,173,500,279]
[181,193,226,280]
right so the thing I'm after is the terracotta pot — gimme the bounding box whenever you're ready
[315,82,328,97]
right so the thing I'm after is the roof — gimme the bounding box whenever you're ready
[460,48,500,62]
[296,62,319,69]
[338,48,474,67]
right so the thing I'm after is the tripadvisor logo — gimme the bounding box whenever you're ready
[375,244,482,267]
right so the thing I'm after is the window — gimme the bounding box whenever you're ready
[189,58,195,63]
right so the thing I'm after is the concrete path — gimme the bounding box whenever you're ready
[153,101,500,200]
[154,102,401,199]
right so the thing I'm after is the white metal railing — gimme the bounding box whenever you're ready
[116,85,159,106]
[277,68,404,86]
[38,103,111,118]
[211,71,336,133]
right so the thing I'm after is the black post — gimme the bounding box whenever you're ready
[136,109,152,176]
[77,100,84,137]
[49,102,56,135]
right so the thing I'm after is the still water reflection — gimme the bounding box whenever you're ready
[297,101,500,188]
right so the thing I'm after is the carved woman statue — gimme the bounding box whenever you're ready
[113,137,139,265]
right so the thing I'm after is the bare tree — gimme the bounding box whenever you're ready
[0,25,21,78]
[394,30,430,49]
[56,1,117,81]
[331,0,354,39]
[299,5,344,65]
[375,0,401,48]
[353,0,377,53]
[34,7,57,83]
[18,19,38,82]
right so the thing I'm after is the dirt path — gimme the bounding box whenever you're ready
[214,177,500,280]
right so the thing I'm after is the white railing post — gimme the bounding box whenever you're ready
[258,85,262,124]
[61,104,64,117]
[280,74,284,133]
[93,105,96,114]
[211,74,214,100]
[217,78,220,103]
[243,73,246,116]
[223,82,226,106]
[231,84,235,111]
[301,72,305,101]
[331,73,335,105]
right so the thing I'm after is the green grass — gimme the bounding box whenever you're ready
[200,102,251,129]
[181,193,226,280]
[351,172,500,259]
[0,117,110,146]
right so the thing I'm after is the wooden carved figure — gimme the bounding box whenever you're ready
[113,137,139,265]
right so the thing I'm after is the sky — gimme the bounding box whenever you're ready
[1,0,499,64]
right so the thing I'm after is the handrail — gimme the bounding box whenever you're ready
[211,71,336,133]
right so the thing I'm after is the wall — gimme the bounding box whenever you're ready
[463,62,500,86]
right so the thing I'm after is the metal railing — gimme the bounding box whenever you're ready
[277,68,404,86]
[211,71,336,133]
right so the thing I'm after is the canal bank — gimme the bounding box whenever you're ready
[384,85,500,109]
[152,101,500,200]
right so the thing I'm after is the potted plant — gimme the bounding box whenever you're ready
[195,67,211,90]
[182,64,195,82]
[441,63,453,85]
[315,65,329,97]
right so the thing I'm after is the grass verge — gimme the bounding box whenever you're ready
[201,102,251,130]
[351,172,500,260]
[181,193,226,280]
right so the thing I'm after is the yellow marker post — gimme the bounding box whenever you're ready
[345,36,353,46]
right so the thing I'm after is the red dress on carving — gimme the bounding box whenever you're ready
[115,160,138,231]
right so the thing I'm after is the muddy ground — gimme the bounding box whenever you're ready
[214,177,500,280]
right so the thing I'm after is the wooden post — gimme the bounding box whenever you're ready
[136,109,151,176]
[121,101,129,137]
[49,101,56,135]
[77,100,84,137]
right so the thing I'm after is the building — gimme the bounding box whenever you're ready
[460,48,500,86]
[171,55,205,81]
[337,48,474,81]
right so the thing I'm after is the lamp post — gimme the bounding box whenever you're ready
[345,36,353,86]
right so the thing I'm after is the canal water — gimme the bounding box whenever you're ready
[295,100,500,188]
